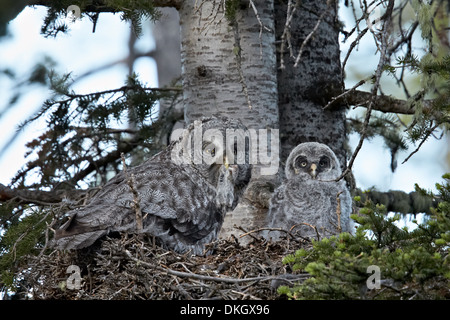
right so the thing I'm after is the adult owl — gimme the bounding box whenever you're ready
[265,142,352,240]
[55,117,252,255]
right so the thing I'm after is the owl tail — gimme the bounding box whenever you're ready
[54,213,108,250]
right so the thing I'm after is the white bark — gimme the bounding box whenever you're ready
[179,0,278,130]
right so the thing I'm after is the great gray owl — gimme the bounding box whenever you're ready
[265,142,352,240]
[55,117,252,255]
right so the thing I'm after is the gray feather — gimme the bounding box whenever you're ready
[265,142,352,240]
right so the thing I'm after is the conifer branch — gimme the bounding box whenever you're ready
[335,89,434,115]
[29,0,183,11]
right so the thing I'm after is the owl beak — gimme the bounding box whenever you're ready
[310,163,317,179]
[224,156,229,170]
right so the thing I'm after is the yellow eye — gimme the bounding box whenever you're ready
[203,143,216,157]
[205,147,215,157]
[295,156,308,169]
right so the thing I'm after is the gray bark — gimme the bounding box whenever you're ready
[152,7,182,89]
[275,0,347,170]
[151,7,184,144]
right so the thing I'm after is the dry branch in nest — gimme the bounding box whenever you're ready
[18,231,310,300]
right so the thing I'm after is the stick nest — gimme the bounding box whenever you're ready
[18,232,310,300]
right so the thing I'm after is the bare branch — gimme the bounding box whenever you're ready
[0,183,87,204]
[248,0,272,59]
[279,0,297,69]
[323,79,366,110]
[336,89,435,115]
[337,0,396,182]
[121,153,143,233]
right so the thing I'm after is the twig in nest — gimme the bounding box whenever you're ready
[235,225,261,241]
[290,223,321,242]
[237,225,307,243]
[123,249,302,284]
[120,153,143,233]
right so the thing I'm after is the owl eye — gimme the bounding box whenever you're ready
[203,142,216,157]
[207,147,216,157]
[319,157,330,167]
[295,156,308,169]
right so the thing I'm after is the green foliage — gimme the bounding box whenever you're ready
[1,4,180,295]
[0,68,179,295]
[346,0,449,174]
[349,53,450,173]
[411,0,437,42]
[279,174,450,300]
[104,0,161,36]
[225,0,241,24]
[0,206,52,291]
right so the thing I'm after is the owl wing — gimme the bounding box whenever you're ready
[265,184,294,240]
[55,153,223,253]
[266,180,330,239]
[266,184,286,228]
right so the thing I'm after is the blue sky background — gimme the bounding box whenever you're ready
[0,5,448,197]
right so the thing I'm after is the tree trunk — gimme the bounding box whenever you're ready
[151,7,184,145]
[178,0,280,238]
[152,7,182,90]
[179,1,279,131]
[275,0,347,170]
